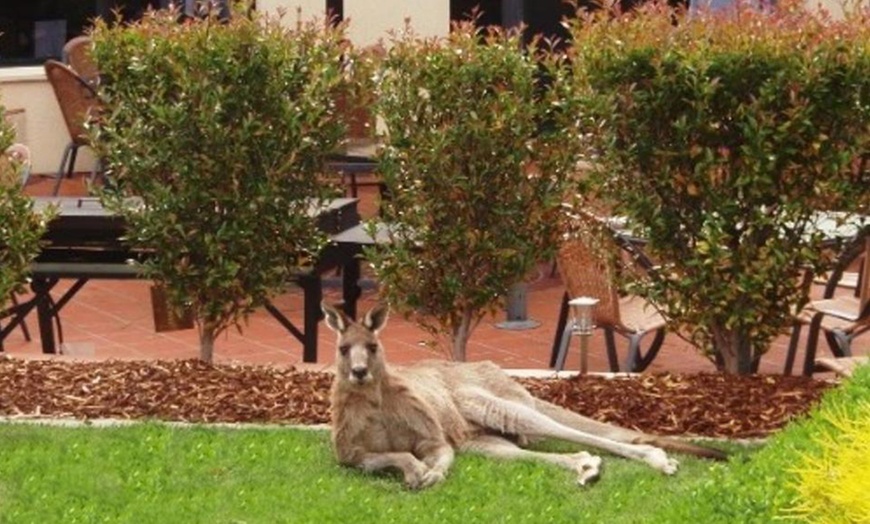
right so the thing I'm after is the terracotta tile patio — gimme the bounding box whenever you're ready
[4,172,866,375]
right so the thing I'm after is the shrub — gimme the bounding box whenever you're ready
[90,6,352,362]
[653,364,870,522]
[367,22,580,360]
[0,103,48,308]
[788,398,870,522]
[559,1,870,373]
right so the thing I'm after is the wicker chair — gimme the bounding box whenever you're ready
[62,36,99,86]
[785,235,870,376]
[44,59,101,195]
[552,223,668,373]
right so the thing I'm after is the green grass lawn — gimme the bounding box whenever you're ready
[0,422,750,523]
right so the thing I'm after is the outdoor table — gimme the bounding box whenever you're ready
[0,196,365,362]
[326,139,381,198]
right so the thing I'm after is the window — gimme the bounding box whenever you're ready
[449,0,576,46]
[449,0,689,47]
[1,1,166,66]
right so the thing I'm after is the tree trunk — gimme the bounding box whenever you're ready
[451,308,474,361]
[199,322,216,364]
[712,326,755,375]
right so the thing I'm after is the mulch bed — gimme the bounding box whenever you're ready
[0,357,834,439]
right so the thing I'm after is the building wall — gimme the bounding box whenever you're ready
[3,0,858,176]
[344,0,448,46]
[1,0,448,176]
[255,1,449,45]
[0,66,95,177]
[807,0,868,19]
[255,0,326,23]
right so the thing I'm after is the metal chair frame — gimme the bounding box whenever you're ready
[786,235,870,376]
[44,60,101,195]
[551,219,668,373]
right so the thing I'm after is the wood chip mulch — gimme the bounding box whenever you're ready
[0,357,833,439]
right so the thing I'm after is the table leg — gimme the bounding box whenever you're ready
[299,274,323,363]
[341,252,362,320]
[31,277,59,354]
[0,295,38,350]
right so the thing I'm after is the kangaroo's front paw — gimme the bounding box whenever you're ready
[571,451,602,486]
[637,445,679,475]
[418,468,446,488]
[404,465,444,490]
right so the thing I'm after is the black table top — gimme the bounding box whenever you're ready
[32,196,360,264]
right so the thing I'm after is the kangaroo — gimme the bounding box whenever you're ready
[323,302,726,489]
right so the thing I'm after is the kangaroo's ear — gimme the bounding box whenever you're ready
[321,302,349,333]
[363,303,389,333]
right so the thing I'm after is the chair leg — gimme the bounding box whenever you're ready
[603,328,620,372]
[830,330,852,357]
[625,333,642,372]
[549,292,570,368]
[802,313,824,376]
[553,323,574,371]
[66,144,79,178]
[784,321,802,375]
[87,158,104,190]
[53,143,74,195]
[632,328,665,372]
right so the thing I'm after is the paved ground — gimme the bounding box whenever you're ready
[4,172,865,376]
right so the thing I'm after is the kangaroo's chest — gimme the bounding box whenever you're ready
[336,392,438,453]
[362,411,420,452]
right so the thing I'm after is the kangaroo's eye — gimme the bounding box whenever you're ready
[339,344,350,356]
[366,343,378,354]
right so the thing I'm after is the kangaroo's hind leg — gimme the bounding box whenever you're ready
[462,434,602,486]
[454,386,678,474]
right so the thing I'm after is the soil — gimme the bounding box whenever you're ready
[0,357,833,439]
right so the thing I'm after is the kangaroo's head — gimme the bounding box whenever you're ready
[322,302,389,386]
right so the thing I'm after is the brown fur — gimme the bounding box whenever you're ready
[323,303,726,489]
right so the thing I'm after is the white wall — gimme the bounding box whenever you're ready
[255,0,328,24]
[805,0,869,19]
[0,66,95,177]
[257,0,450,45]
[2,1,450,175]
[345,0,449,46]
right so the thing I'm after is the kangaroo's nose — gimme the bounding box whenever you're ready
[351,367,368,381]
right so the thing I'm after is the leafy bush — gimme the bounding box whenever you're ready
[559,1,870,373]
[789,394,870,522]
[90,6,352,361]
[368,22,580,360]
[0,103,48,307]
[653,364,870,522]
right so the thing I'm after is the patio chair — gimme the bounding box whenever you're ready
[44,59,102,195]
[552,217,669,373]
[785,235,870,376]
[62,35,99,86]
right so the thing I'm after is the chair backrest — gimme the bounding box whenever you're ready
[62,35,99,84]
[859,236,870,317]
[4,143,32,187]
[556,233,622,327]
[44,59,100,146]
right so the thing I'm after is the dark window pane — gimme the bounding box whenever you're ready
[0,1,161,66]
